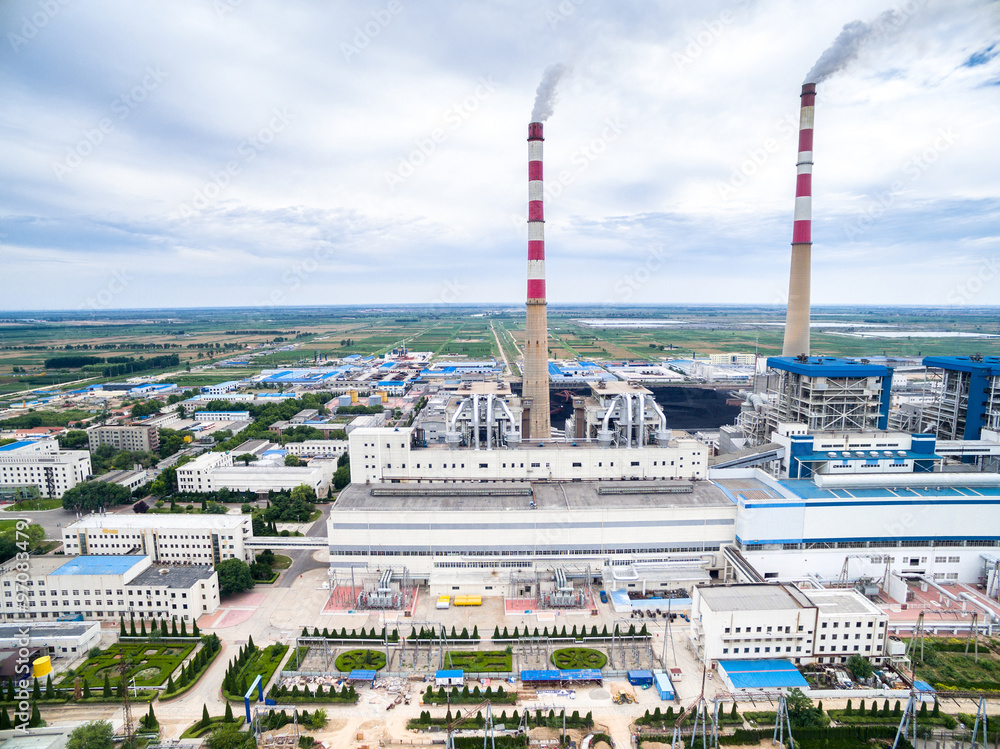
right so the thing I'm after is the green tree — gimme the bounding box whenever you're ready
[224,702,234,723]
[215,559,255,596]
[201,704,211,729]
[61,481,132,512]
[785,688,829,729]
[102,673,112,697]
[205,723,257,749]
[67,721,114,749]
[284,454,301,467]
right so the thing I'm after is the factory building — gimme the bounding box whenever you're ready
[690,583,888,665]
[563,381,670,446]
[0,439,91,499]
[283,440,349,458]
[349,426,707,483]
[328,480,736,594]
[770,430,938,479]
[921,356,1000,441]
[766,357,892,433]
[0,555,219,622]
[61,513,254,564]
[714,467,1000,587]
[0,621,101,660]
[87,424,160,454]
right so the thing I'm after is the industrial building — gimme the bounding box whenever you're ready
[328,479,736,596]
[92,468,152,492]
[175,447,331,494]
[0,439,91,499]
[920,355,1000,441]
[349,425,707,483]
[0,555,219,622]
[86,424,160,454]
[283,440,349,458]
[61,513,254,564]
[690,583,888,665]
[0,621,101,659]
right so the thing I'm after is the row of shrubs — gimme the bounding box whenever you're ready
[492,623,649,640]
[267,683,358,704]
[119,615,200,639]
[299,625,482,641]
[422,685,516,705]
[163,635,222,698]
[409,708,592,730]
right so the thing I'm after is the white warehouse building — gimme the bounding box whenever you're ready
[61,513,254,564]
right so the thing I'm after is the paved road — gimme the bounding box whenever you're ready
[276,502,330,588]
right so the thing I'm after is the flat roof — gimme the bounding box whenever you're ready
[0,441,34,452]
[718,659,809,690]
[521,669,602,682]
[923,356,1000,375]
[67,514,248,531]
[128,565,215,588]
[805,589,882,616]
[0,622,96,639]
[697,584,813,612]
[335,480,733,513]
[51,555,146,577]
[767,356,891,378]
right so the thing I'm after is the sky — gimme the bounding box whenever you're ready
[1,0,999,312]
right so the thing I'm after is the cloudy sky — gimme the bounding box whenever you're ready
[2,0,998,311]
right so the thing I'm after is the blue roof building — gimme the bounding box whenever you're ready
[922,356,1000,441]
[766,356,893,432]
[50,556,147,577]
[717,659,809,691]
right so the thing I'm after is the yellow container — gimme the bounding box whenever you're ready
[349,390,358,404]
[32,656,52,678]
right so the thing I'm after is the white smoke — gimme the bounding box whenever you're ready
[530,64,569,122]
[805,10,895,84]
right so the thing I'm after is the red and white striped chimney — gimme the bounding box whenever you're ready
[781,82,816,357]
[524,121,551,439]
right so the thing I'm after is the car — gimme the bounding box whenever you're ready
[599,590,608,603]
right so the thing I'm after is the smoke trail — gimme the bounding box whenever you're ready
[530,64,568,122]
[805,10,895,84]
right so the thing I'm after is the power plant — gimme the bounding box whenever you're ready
[781,82,816,357]
[523,121,552,440]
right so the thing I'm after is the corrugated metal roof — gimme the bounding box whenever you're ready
[436,670,463,678]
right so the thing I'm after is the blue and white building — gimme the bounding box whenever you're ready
[922,356,1000,441]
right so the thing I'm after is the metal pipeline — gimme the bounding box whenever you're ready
[486,394,494,451]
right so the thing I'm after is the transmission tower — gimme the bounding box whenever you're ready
[970,697,989,749]
[118,659,135,749]
[773,695,795,749]
[891,694,918,749]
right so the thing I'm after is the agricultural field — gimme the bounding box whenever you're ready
[1,304,999,403]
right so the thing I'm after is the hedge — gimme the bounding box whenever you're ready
[422,685,517,705]
[268,683,358,704]
[161,635,223,700]
[222,641,289,701]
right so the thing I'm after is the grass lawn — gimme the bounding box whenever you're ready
[550,647,607,670]
[223,643,289,700]
[915,640,1000,689]
[180,716,244,738]
[4,498,62,511]
[61,642,195,687]
[272,554,292,570]
[443,650,512,672]
[335,649,386,672]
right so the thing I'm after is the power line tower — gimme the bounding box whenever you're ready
[118,659,135,749]
[773,695,795,749]
[891,693,918,749]
[970,697,989,749]
[965,612,980,662]
[906,611,926,675]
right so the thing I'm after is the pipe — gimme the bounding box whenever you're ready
[959,592,999,622]
[472,394,480,450]
[602,394,623,432]
[524,121,551,440]
[781,82,816,357]
[624,392,633,448]
[486,394,494,451]
[637,392,646,446]
[449,399,469,431]
[918,575,959,602]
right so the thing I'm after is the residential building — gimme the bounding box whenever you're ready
[87,424,160,453]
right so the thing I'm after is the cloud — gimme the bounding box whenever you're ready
[0,0,998,309]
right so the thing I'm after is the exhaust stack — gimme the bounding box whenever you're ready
[524,121,551,440]
[781,82,816,357]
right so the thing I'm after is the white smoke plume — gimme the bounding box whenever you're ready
[530,63,568,122]
[805,10,895,84]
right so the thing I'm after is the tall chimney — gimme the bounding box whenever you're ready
[781,82,816,357]
[524,121,551,440]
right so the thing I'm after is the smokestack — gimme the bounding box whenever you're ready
[524,121,551,440]
[781,82,816,357]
